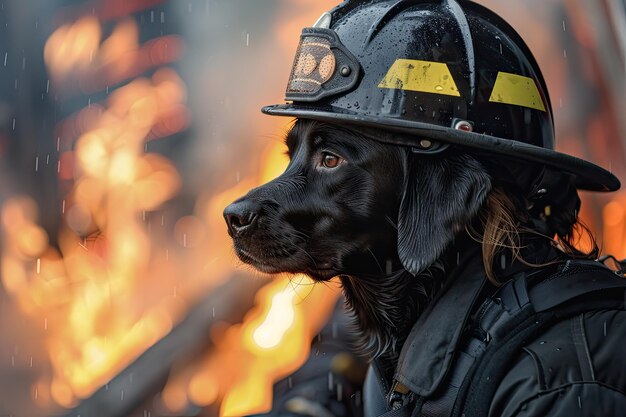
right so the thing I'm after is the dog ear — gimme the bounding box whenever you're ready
[397,152,491,275]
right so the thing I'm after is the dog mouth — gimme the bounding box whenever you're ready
[234,244,337,280]
[234,246,283,274]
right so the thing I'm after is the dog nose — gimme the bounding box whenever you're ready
[223,200,259,237]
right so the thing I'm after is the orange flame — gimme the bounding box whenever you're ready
[1,69,188,404]
[1,13,194,408]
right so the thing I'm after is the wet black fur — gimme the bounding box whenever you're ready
[225,120,491,358]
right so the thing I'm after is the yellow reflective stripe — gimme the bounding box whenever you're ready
[489,72,546,112]
[378,59,460,96]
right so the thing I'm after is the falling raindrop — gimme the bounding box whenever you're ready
[562,20,566,31]
[3,52,7,66]
[35,156,39,172]
[354,391,362,407]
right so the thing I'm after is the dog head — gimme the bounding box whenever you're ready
[225,119,491,279]
[224,119,491,355]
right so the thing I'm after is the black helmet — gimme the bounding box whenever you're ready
[262,0,620,192]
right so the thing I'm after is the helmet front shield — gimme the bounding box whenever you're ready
[285,28,361,103]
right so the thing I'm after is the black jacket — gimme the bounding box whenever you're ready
[489,308,626,416]
[364,249,626,417]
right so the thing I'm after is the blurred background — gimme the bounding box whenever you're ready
[0,0,624,416]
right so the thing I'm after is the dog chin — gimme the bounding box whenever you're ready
[303,268,337,281]
[234,247,338,281]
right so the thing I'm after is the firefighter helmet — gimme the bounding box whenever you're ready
[262,0,620,192]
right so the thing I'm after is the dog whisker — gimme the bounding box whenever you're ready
[385,215,398,230]
[366,247,384,274]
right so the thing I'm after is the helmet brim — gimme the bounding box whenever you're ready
[262,103,620,192]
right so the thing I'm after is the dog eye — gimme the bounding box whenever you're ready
[321,152,343,169]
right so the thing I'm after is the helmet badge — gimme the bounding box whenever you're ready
[290,37,336,93]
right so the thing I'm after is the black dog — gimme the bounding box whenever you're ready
[224,119,491,358]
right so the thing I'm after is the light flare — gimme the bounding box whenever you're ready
[252,289,297,349]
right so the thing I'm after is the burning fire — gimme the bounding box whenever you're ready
[1,66,188,408]
[2,10,193,410]
[157,273,341,416]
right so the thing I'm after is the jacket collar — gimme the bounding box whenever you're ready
[393,248,486,397]
[392,235,560,397]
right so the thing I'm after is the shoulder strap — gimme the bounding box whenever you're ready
[529,259,626,312]
[413,260,626,417]
[454,261,626,417]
